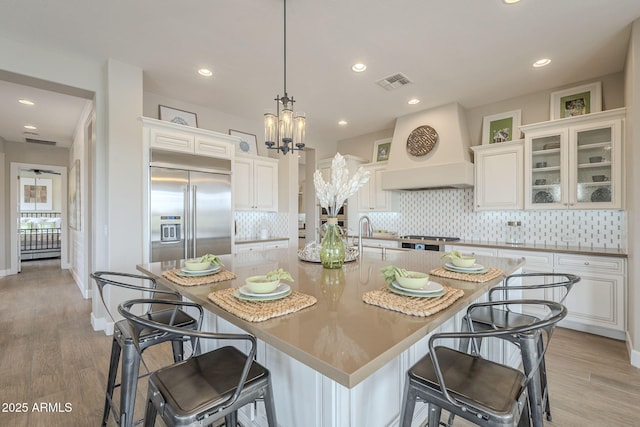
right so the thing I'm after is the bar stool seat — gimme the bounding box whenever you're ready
[400,299,567,427]
[118,298,277,427]
[91,271,199,427]
[459,273,580,426]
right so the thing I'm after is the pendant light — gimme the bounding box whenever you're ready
[264,0,305,155]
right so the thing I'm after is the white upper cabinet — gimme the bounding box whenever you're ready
[142,117,235,159]
[522,109,624,210]
[471,140,524,211]
[234,155,278,211]
[357,162,399,212]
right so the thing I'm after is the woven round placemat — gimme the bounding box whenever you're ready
[362,286,464,317]
[429,267,503,283]
[208,288,317,322]
[162,268,237,286]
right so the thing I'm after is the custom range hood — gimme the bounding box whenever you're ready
[382,102,474,190]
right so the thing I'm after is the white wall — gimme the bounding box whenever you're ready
[0,151,5,276]
[624,19,640,366]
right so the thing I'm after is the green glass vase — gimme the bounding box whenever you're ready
[320,217,345,269]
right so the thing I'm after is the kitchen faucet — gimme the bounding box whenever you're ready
[358,215,372,256]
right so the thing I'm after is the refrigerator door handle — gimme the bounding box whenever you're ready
[192,184,198,256]
[184,186,190,259]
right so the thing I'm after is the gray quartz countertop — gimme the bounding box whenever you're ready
[138,247,523,388]
[356,236,627,258]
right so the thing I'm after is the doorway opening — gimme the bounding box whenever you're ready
[10,163,68,274]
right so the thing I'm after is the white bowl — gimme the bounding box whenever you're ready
[451,256,476,268]
[184,259,212,271]
[396,271,429,290]
[245,276,280,294]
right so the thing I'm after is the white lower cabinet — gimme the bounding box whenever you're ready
[554,254,625,338]
[452,246,626,340]
[234,240,289,254]
[362,238,399,253]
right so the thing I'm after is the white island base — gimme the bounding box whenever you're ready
[201,298,520,427]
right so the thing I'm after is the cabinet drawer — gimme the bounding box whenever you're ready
[499,250,553,269]
[447,245,497,257]
[150,128,195,152]
[555,254,625,274]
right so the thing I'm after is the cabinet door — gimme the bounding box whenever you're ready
[150,127,195,153]
[474,142,523,211]
[524,129,568,209]
[195,136,233,159]
[233,158,253,210]
[253,159,278,211]
[555,254,625,334]
[357,174,373,211]
[569,119,622,209]
[357,163,398,212]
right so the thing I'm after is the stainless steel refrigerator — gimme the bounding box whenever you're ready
[149,150,232,263]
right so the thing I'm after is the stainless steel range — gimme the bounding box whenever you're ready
[400,235,460,251]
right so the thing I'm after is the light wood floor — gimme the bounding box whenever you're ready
[1,260,639,427]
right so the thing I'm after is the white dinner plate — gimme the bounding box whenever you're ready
[391,280,444,294]
[233,287,292,302]
[238,283,291,298]
[444,262,485,272]
[387,283,446,298]
[178,265,222,276]
[444,264,488,275]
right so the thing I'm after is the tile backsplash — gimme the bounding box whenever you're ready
[235,211,289,239]
[360,188,626,249]
[236,188,626,249]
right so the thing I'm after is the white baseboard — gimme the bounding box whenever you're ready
[627,331,640,368]
[70,269,92,299]
[0,268,8,277]
[91,312,115,336]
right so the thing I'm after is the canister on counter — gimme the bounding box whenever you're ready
[506,221,523,245]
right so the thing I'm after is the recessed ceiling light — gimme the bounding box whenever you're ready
[24,125,37,130]
[198,68,213,77]
[408,98,420,105]
[533,58,551,68]
[338,120,348,126]
[351,63,366,73]
[18,99,35,106]
[503,0,521,4]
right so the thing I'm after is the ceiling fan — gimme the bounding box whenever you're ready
[22,168,61,175]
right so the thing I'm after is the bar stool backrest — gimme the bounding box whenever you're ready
[430,299,567,414]
[90,271,182,322]
[489,272,580,311]
[118,298,257,412]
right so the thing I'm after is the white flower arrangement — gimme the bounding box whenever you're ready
[314,153,370,217]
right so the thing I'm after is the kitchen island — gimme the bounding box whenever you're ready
[138,247,524,427]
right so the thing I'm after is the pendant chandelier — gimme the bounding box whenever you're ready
[264,0,305,155]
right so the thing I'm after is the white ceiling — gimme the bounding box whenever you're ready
[1,0,640,147]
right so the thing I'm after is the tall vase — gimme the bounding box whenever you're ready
[320,217,345,269]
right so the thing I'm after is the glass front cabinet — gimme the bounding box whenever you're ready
[522,108,624,210]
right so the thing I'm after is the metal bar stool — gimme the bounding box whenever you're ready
[458,273,579,426]
[400,300,567,427]
[118,298,278,427]
[91,271,200,427]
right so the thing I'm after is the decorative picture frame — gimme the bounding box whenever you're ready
[158,105,198,127]
[482,110,521,145]
[69,159,81,230]
[372,138,392,162]
[229,129,258,156]
[549,81,602,120]
[20,177,52,211]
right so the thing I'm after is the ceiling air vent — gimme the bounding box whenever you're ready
[376,72,413,90]
[25,137,57,146]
